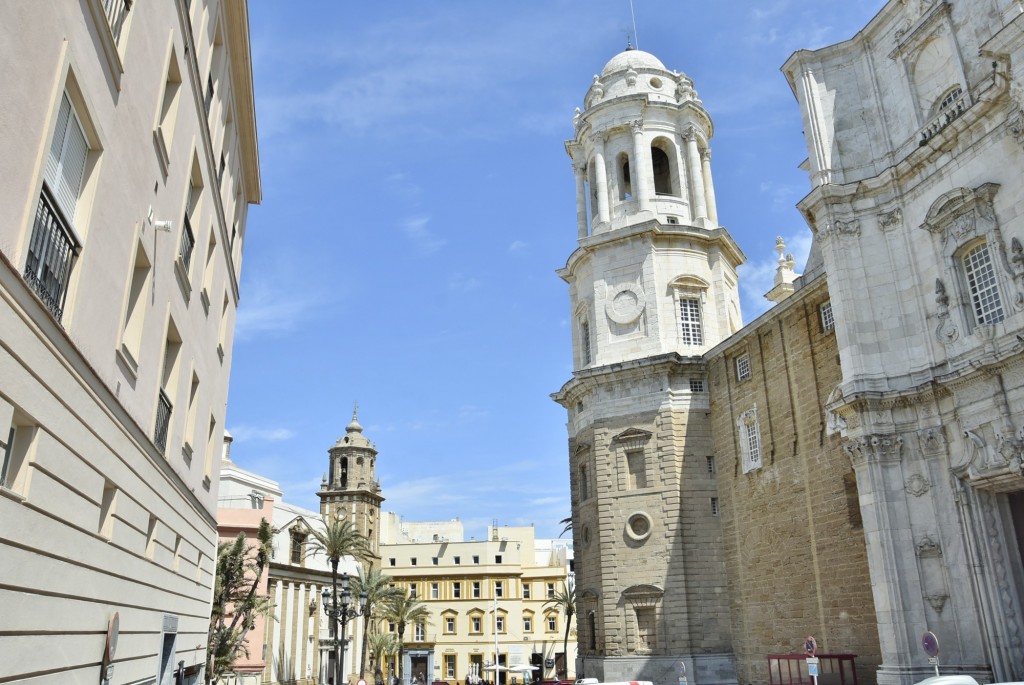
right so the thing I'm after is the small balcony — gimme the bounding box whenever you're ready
[920,88,969,145]
[180,214,196,271]
[154,389,173,454]
[24,187,79,323]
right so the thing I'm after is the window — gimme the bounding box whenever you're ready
[579,463,589,500]
[711,497,720,516]
[963,244,1005,325]
[738,406,762,473]
[495,581,504,598]
[409,584,418,599]
[547,614,557,632]
[736,354,751,382]
[98,481,117,539]
[180,170,202,273]
[523,616,533,632]
[290,532,305,565]
[119,242,152,370]
[588,612,597,650]
[2,412,37,496]
[580,319,592,366]
[471,616,482,633]
[635,607,656,652]
[472,555,480,564]
[495,555,502,564]
[445,655,456,679]
[431,583,439,599]
[411,557,417,566]
[626,449,647,489]
[388,622,396,633]
[145,516,158,560]
[820,301,835,332]
[204,73,215,116]
[678,298,704,345]
[155,50,182,169]
[937,85,963,112]
[414,623,425,641]
[496,615,505,632]
[182,373,199,462]
[156,320,182,454]
[706,456,716,475]
[472,581,481,598]
[454,556,461,565]
[546,583,555,599]
[445,616,455,633]
[27,92,91,321]
[101,0,132,45]
[651,143,675,196]
[157,615,178,685]
[453,582,462,599]
[432,557,439,566]
[522,584,531,599]
[389,558,396,567]
[689,378,705,392]
[203,415,217,488]
[617,152,633,199]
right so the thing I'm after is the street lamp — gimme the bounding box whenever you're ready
[322,573,368,685]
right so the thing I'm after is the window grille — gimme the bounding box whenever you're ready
[26,188,78,321]
[689,378,705,392]
[101,0,132,44]
[581,320,592,365]
[745,422,761,466]
[154,388,173,453]
[180,212,196,270]
[938,86,963,111]
[706,456,715,475]
[963,244,1005,324]
[820,301,835,332]
[679,298,704,345]
[736,355,751,381]
[711,497,720,516]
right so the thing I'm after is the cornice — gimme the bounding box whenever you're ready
[551,352,704,406]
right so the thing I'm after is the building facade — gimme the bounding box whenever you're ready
[557,3,1024,685]
[379,518,577,685]
[0,1,259,683]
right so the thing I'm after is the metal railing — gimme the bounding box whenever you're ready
[767,654,858,685]
[180,214,196,270]
[24,187,79,322]
[102,0,132,45]
[920,89,969,145]
[154,389,173,454]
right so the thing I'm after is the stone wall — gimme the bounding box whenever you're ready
[708,278,881,685]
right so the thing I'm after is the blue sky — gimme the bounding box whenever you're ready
[225,0,885,539]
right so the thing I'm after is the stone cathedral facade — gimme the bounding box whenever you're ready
[555,3,1024,685]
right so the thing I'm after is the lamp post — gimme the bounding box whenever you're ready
[323,573,368,685]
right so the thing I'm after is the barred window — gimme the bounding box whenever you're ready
[963,244,1005,325]
[581,319,592,366]
[736,355,751,382]
[820,301,834,332]
[689,378,705,392]
[679,298,704,345]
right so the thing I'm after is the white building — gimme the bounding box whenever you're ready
[0,1,260,683]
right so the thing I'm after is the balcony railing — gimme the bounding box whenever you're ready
[180,214,196,271]
[101,0,132,45]
[24,187,79,322]
[920,89,969,145]
[155,389,173,454]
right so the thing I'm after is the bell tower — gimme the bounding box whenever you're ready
[554,47,741,685]
[318,405,383,563]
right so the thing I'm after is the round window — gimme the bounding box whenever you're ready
[649,76,663,89]
[626,512,653,542]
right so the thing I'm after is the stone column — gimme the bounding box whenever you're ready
[591,135,611,226]
[574,162,589,238]
[630,119,651,211]
[700,147,719,225]
[685,127,708,220]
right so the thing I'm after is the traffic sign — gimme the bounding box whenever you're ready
[804,636,817,657]
[922,631,939,657]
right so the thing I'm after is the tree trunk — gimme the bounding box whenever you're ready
[398,622,406,685]
[562,613,572,679]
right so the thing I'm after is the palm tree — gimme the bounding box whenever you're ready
[544,577,575,679]
[366,632,400,683]
[382,590,431,685]
[351,566,404,678]
[307,518,372,684]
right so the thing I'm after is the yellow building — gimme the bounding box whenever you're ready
[379,517,577,685]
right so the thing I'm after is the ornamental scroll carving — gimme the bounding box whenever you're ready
[905,473,931,497]
[879,208,903,231]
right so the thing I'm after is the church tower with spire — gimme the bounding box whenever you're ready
[318,405,383,563]
[553,46,742,685]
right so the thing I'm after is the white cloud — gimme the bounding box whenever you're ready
[402,216,445,255]
[228,425,295,442]
[234,282,317,342]
[508,240,528,253]
[448,273,481,292]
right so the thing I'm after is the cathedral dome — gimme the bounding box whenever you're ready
[333,406,374,450]
[600,49,666,77]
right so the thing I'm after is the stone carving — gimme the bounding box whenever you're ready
[1010,107,1024,149]
[879,208,903,230]
[979,491,1024,661]
[833,219,861,237]
[952,212,975,239]
[625,66,638,87]
[683,125,698,142]
[573,107,582,131]
[918,426,946,458]
[905,473,931,497]
[844,434,904,467]
[590,75,604,100]
[700,148,711,162]
[934,279,959,345]
[916,536,942,557]
[630,118,644,135]
[925,593,949,614]
[605,283,646,325]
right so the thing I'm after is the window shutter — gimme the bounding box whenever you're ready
[46,94,89,223]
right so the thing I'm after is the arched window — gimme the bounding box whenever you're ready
[617,152,632,200]
[962,242,1005,325]
[650,142,675,196]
